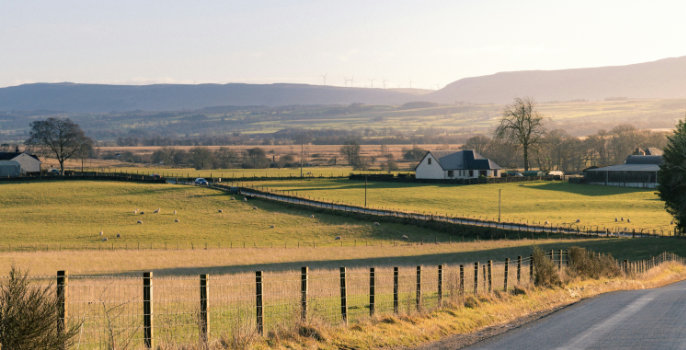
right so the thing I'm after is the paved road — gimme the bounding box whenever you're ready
[464,280,686,349]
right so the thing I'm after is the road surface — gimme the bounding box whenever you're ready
[462,280,686,349]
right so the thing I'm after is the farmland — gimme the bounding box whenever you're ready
[241,179,673,234]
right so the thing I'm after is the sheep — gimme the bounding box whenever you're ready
[173,210,177,215]
[269,225,275,229]
[140,211,145,215]
[133,209,139,214]
[373,222,380,226]
[243,197,248,202]
[218,209,223,213]
[615,217,618,222]
[544,220,550,225]
[310,214,316,219]
[627,218,631,223]
[401,234,409,240]
[137,220,143,224]
[575,219,581,223]
[102,237,108,242]
[99,231,104,236]
[116,233,121,238]
[252,206,257,210]
[621,217,624,221]
[153,208,160,214]
[174,218,179,223]
[334,236,341,240]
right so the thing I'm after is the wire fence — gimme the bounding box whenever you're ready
[23,248,671,349]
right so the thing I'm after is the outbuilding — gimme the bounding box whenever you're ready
[584,153,662,188]
[415,150,501,180]
[0,152,41,175]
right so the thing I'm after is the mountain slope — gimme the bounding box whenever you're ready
[0,83,415,113]
[428,56,686,104]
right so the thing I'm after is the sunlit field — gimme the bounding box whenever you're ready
[242,179,674,234]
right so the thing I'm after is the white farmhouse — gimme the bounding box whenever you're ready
[0,152,41,175]
[415,150,501,180]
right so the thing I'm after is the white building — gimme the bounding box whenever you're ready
[0,152,41,175]
[415,150,501,180]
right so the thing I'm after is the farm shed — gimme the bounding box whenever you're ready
[415,150,501,180]
[0,161,21,177]
[0,152,41,175]
[584,154,662,188]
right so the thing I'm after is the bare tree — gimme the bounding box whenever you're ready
[25,118,93,174]
[495,97,545,171]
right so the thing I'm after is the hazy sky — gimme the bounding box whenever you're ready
[2,0,686,89]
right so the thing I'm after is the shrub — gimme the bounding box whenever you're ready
[0,266,81,349]
[532,247,561,287]
[568,246,621,279]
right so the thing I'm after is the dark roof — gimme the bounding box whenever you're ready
[0,152,40,161]
[625,155,663,165]
[427,150,501,170]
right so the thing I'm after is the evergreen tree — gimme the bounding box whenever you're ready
[658,118,686,234]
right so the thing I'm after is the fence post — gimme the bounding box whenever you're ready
[517,256,522,284]
[340,267,348,325]
[393,267,399,314]
[459,264,465,295]
[200,274,209,343]
[474,262,479,294]
[530,254,534,282]
[437,264,443,305]
[369,267,375,316]
[558,249,563,270]
[301,267,308,321]
[256,271,264,335]
[504,258,509,291]
[57,270,68,350]
[416,266,422,310]
[487,260,492,293]
[143,272,153,349]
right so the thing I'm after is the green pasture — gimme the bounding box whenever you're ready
[0,180,458,249]
[242,179,674,234]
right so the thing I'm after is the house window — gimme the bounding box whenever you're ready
[448,170,454,177]
[470,170,474,177]
[428,158,432,165]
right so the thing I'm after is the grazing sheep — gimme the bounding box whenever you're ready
[621,217,624,221]
[310,214,315,218]
[218,209,223,213]
[627,218,631,223]
[243,197,248,202]
[99,231,104,236]
[174,218,179,223]
[137,220,143,224]
[334,236,341,240]
[116,233,121,238]
[544,220,550,225]
[173,210,177,215]
[373,222,380,226]
[615,218,618,222]
[575,219,581,223]
[401,235,409,240]
[252,206,257,210]
[269,225,275,229]
[153,208,160,214]
[133,209,139,214]
[140,211,145,215]
[102,237,108,242]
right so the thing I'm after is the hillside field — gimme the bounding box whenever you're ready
[242,179,674,234]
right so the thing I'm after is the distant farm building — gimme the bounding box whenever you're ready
[584,148,663,188]
[0,152,41,176]
[415,150,501,180]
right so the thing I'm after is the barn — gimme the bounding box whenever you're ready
[0,152,42,175]
[584,152,662,188]
[415,150,501,180]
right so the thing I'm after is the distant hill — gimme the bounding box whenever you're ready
[2,56,686,112]
[0,83,416,113]
[428,56,686,104]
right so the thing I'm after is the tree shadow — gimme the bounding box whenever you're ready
[520,182,653,197]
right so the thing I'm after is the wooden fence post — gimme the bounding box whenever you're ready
[200,274,209,343]
[301,267,308,321]
[438,264,443,305]
[474,262,479,294]
[529,254,534,283]
[558,249,563,270]
[517,256,522,284]
[143,272,153,349]
[459,264,464,295]
[57,270,68,350]
[393,267,399,314]
[369,267,375,316]
[340,267,348,325]
[256,271,264,335]
[487,260,492,293]
[416,266,422,310]
[504,258,509,291]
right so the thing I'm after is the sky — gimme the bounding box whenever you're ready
[1,0,686,89]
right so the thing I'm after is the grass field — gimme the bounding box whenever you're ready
[0,180,463,250]
[79,166,410,179]
[242,179,674,234]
